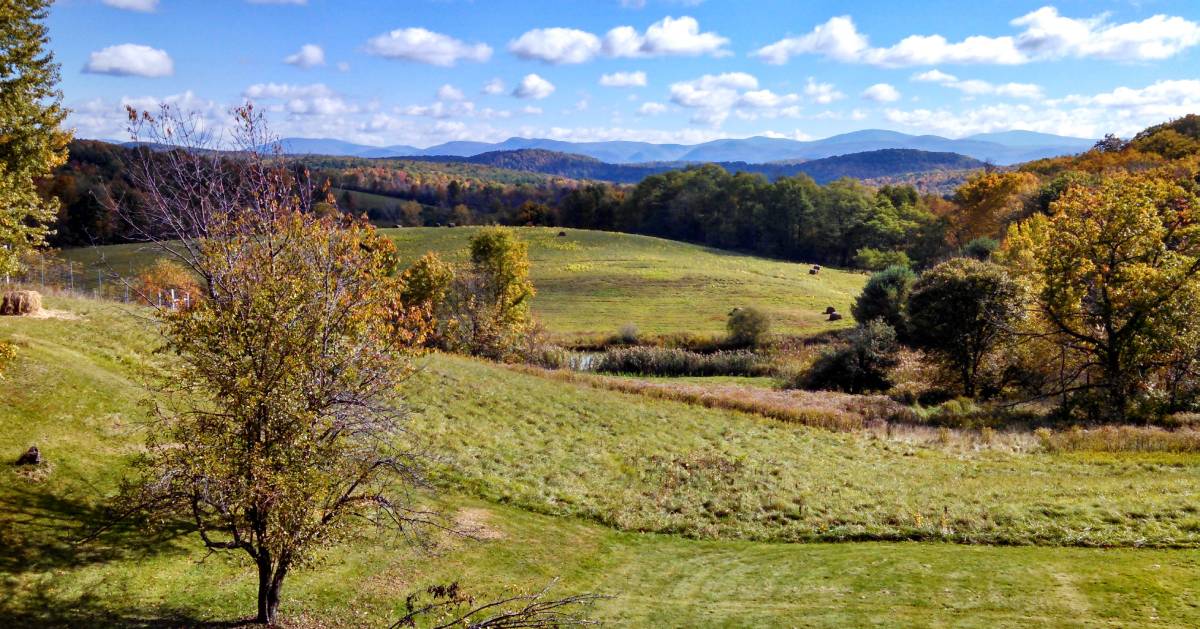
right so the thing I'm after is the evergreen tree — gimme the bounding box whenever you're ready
[0,0,70,275]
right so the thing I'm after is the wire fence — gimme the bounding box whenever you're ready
[3,252,193,309]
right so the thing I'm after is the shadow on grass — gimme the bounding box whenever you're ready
[0,479,223,627]
[1,581,257,628]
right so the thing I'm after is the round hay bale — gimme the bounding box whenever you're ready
[1,290,42,316]
[809,268,819,275]
[827,312,843,321]
[824,306,837,315]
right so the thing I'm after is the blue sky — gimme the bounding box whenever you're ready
[49,0,1200,147]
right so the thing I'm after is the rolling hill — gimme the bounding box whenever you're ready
[392,147,985,184]
[272,128,1094,165]
[58,227,867,339]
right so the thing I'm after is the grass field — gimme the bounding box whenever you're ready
[58,227,865,339]
[4,296,1200,626]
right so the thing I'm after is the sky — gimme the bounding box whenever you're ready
[47,0,1200,148]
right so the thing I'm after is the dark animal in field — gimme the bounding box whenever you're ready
[16,446,41,466]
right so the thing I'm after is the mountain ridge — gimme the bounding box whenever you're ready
[274,129,1094,165]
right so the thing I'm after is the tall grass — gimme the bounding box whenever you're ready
[593,346,767,377]
[1037,425,1200,453]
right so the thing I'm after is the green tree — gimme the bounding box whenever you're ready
[444,227,537,360]
[1003,170,1200,420]
[0,0,71,275]
[800,320,900,393]
[852,265,916,335]
[907,258,1021,398]
[726,306,771,348]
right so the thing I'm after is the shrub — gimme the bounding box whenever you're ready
[906,258,1020,398]
[851,265,915,335]
[0,339,16,379]
[136,259,201,308]
[854,247,911,271]
[615,323,640,345]
[594,346,766,377]
[798,320,900,393]
[962,237,999,260]
[726,307,771,348]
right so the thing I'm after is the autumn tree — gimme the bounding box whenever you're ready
[947,171,1038,248]
[442,227,536,360]
[1002,170,1200,420]
[118,106,431,624]
[0,0,71,275]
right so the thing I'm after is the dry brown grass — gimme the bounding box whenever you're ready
[507,365,909,431]
[1037,425,1200,453]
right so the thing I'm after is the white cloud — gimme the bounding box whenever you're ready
[521,105,544,115]
[84,44,174,77]
[1012,7,1200,61]
[364,28,492,66]
[102,0,157,12]
[804,78,844,104]
[638,101,667,115]
[669,72,802,126]
[509,28,602,64]
[754,8,1200,66]
[912,69,1043,99]
[604,15,729,57]
[244,83,333,99]
[599,70,647,87]
[861,83,900,102]
[437,84,465,101]
[284,44,325,68]
[482,78,506,95]
[513,73,556,99]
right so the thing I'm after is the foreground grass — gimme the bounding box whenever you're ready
[4,297,1200,627]
[59,227,864,338]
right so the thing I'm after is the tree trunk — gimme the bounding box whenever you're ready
[256,554,288,625]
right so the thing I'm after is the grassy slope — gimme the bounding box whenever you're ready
[59,227,864,338]
[3,297,1200,627]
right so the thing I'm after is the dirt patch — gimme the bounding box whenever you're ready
[22,309,80,320]
[455,507,504,540]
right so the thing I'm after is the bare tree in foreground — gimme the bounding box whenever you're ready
[392,579,606,628]
[115,105,434,625]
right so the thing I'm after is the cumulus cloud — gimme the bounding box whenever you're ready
[437,84,465,101]
[668,72,801,126]
[886,79,1200,138]
[482,78,506,95]
[804,78,844,104]
[509,28,601,64]
[754,8,1200,66]
[365,28,492,66]
[102,0,157,12]
[84,44,174,77]
[599,70,647,87]
[638,101,667,115]
[513,73,556,99]
[861,83,900,102]
[284,44,325,68]
[243,83,356,116]
[508,16,727,63]
[604,15,729,57]
[912,69,1043,99]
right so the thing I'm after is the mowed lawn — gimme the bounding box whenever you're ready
[58,227,865,338]
[3,297,1200,627]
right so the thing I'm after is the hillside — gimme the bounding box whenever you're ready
[4,297,1200,625]
[397,147,985,185]
[275,128,1093,165]
[58,227,867,339]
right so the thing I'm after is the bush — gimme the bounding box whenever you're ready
[962,237,999,260]
[906,258,1020,398]
[854,247,911,271]
[798,320,900,393]
[851,265,915,335]
[594,346,766,377]
[136,259,201,308]
[726,307,771,348]
[615,323,640,345]
[0,339,16,379]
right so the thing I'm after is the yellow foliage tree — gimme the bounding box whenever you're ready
[948,171,1038,247]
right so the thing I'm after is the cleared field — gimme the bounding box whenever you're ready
[3,297,1200,626]
[58,227,865,338]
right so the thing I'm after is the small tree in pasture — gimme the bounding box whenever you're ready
[116,106,432,625]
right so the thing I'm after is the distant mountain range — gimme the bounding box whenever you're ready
[396,148,985,185]
[278,129,1095,166]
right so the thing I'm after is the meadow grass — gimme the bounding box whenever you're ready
[6,296,1200,626]
[58,227,865,339]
